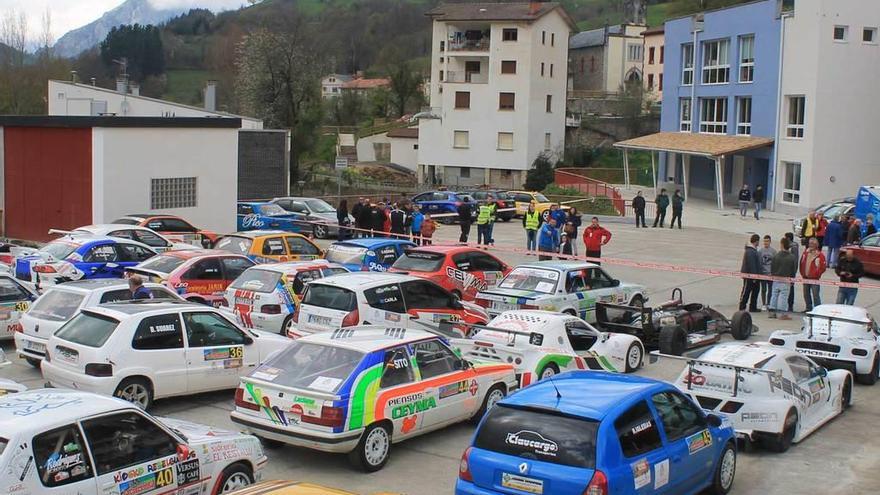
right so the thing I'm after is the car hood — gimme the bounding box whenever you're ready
[0,378,27,394]
[157,417,245,443]
[478,288,544,300]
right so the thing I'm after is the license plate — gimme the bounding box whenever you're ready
[234,296,252,306]
[491,301,518,312]
[501,473,544,494]
[26,341,46,353]
[308,314,332,326]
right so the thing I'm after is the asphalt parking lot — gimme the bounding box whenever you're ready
[3,218,880,494]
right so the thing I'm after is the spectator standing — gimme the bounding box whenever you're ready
[351,198,365,237]
[800,211,817,246]
[835,248,864,305]
[367,202,385,237]
[476,201,493,246]
[847,218,863,245]
[337,199,350,240]
[382,203,392,235]
[486,195,498,245]
[785,232,799,312]
[457,198,473,243]
[633,191,647,228]
[357,198,373,237]
[653,189,669,228]
[758,235,776,310]
[420,214,436,245]
[823,215,844,268]
[739,234,761,312]
[867,214,877,236]
[410,206,424,244]
[768,237,797,320]
[129,275,152,300]
[523,202,542,251]
[799,237,827,312]
[566,207,582,255]
[738,184,751,218]
[537,218,560,261]
[582,217,612,265]
[815,212,828,247]
[670,190,684,229]
[560,234,573,257]
[390,204,409,238]
[752,185,765,220]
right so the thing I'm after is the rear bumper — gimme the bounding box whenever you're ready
[230,411,362,453]
[14,333,47,360]
[41,361,116,395]
[455,480,502,495]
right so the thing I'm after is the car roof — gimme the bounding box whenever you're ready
[223,230,301,239]
[43,279,159,292]
[310,272,415,288]
[501,371,669,421]
[48,236,145,247]
[247,260,339,273]
[490,310,576,328]
[73,224,155,234]
[697,342,782,368]
[85,300,207,317]
[404,245,477,255]
[302,326,437,352]
[808,304,871,323]
[156,249,227,260]
[0,389,133,429]
[331,238,414,249]
[516,260,599,271]
[239,201,272,207]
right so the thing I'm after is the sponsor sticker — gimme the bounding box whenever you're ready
[203,346,243,361]
[438,381,467,399]
[654,459,669,489]
[685,429,713,455]
[631,458,651,489]
[308,376,342,392]
[501,473,544,494]
[175,459,200,486]
[504,430,558,458]
[391,397,437,419]
[251,367,281,382]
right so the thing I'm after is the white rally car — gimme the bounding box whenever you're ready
[449,311,645,388]
[474,261,647,322]
[769,304,880,385]
[0,389,265,494]
[662,342,852,452]
[0,348,27,395]
[41,301,291,410]
[50,224,197,253]
[0,273,38,341]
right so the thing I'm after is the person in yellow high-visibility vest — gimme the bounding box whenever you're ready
[485,194,498,246]
[476,203,493,246]
[522,202,542,251]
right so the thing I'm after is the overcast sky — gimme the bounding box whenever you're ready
[0,0,247,43]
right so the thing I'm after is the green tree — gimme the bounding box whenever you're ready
[525,153,557,191]
[387,58,423,117]
[99,24,165,80]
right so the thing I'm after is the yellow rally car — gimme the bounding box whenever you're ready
[229,480,400,495]
[215,230,324,264]
[507,190,571,220]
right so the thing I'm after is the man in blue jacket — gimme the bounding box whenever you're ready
[537,218,560,261]
[823,215,844,268]
[410,206,425,245]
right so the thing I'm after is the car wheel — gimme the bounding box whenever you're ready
[708,442,737,494]
[659,325,688,356]
[629,295,644,308]
[349,423,392,472]
[842,377,853,410]
[763,409,797,453]
[217,462,253,493]
[314,224,328,239]
[856,354,879,385]
[281,314,294,337]
[438,216,455,225]
[563,309,577,317]
[625,343,643,373]
[472,384,506,421]
[730,311,753,340]
[24,357,41,368]
[255,435,285,450]
[539,363,559,380]
[114,377,153,410]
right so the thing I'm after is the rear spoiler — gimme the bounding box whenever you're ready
[414,319,546,346]
[47,228,75,236]
[594,301,652,333]
[806,314,871,341]
[650,350,780,398]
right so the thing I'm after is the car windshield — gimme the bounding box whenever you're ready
[304,199,336,214]
[215,236,253,255]
[28,289,85,322]
[494,191,511,200]
[253,341,364,393]
[821,203,850,219]
[261,204,289,216]
[0,438,6,456]
[325,244,367,265]
[40,241,79,260]
[392,251,445,272]
[111,218,139,225]
[534,193,550,203]
[474,405,598,469]
[498,267,559,294]
[55,312,119,348]
[135,254,187,275]
[302,284,357,311]
[230,269,281,293]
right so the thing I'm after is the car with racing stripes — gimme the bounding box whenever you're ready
[389,245,511,301]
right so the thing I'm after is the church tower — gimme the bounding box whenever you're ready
[622,0,647,25]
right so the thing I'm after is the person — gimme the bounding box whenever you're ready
[835,248,864,305]
[537,218,560,261]
[351,198,364,238]
[799,237,827,312]
[800,211,817,246]
[752,185,764,220]
[389,204,409,238]
[566,207,582,255]
[337,199,350,240]
[867,214,877,237]
[823,215,844,268]
[738,184,751,218]
[633,191,647,228]
[670,190,684,229]
[560,234,573,257]
[785,232,798,312]
[847,218,862,245]
[815,212,828,247]
[758,235,776,310]
[357,198,373,237]
[485,194,498,246]
[582,217,612,265]
[476,200,493,246]
[551,204,568,228]
[366,202,385,237]
[420,214,436,245]
[522,202,542,251]
[768,237,797,320]
[653,189,669,227]
[129,275,152,300]
[739,234,762,312]
[457,198,473,243]
[382,203,392,235]
[410,205,424,245]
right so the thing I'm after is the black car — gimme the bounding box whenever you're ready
[463,190,516,221]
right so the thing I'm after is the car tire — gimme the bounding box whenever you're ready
[708,441,737,494]
[659,325,688,356]
[472,384,506,422]
[730,311,753,340]
[762,409,797,453]
[281,314,294,337]
[438,216,455,225]
[314,224,329,239]
[114,377,154,410]
[842,377,853,410]
[217,462,253,493]
[24,357,41,368]
[856,354,879,385]
[349,423,392,472]
[624,343,643,373]
[255,435,285,450]
[539,363,559,380]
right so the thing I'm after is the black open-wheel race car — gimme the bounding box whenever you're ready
[595,288,756,355]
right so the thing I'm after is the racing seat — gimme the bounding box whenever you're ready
[657,287,684,309]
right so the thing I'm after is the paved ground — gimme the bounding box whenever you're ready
[3,212,880,494]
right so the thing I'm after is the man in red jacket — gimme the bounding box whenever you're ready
[799,237,827,311]
[582,217,612,265]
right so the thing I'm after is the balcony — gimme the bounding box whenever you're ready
[444,71,488,84]
[566,114,582,128]
[448,38,490,52]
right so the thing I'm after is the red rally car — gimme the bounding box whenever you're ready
[389,245,511,301]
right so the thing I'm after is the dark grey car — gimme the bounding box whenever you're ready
[271,197,354,239]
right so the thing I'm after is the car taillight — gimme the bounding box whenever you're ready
[292,305,300,323]
[261,304,282,315]
[234,388,260,411]
[341,309,359,327]
[33,265,57,273]
[769,338,785,346]
[584,470,607,495]
[84,363,113,377]
[475,298,489,308]
[458,447,473,482]
[360,265,370,271]
[301,406,345,427]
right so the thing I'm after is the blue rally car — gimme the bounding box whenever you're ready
[412,190,476,224]
[238,201,308,233]
[324,238,416,272]
[457,371,737,495]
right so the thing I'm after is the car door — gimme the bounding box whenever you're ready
[467,252,508,294]
[569,267,620,321]
[413,192,437,213]
[30,423,97,493]
[376,345,426,438]
[650,391,716,494]
[612,400,671,494]
[0,277,34,338]
[80,242,121,279]
[373,245,401,271]
[855,235,880,275]
[129,313,188,396]
[411,338,474,429]
[222,257,254,289]
[363,283,409,325]
[401,280,463,326]
[786,355,830,424]
[180,258,225,295]
[285,236,321,261]
[182,310,256,392]
[131,229,173,252]
[261,236,287,262]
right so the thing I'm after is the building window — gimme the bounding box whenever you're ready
[786,96,805,138]
[702,39,730,84]
[679,98,692,132]
[541,63,545,76]
[503,28,518,41]
[546,95,552,113]
[550,64,554,77]
[440,41,445,51]
[647,74,654,90]
[551,33,555,46]
[782,162,802,204]
[863,27,878,44]
[455,91,470,109]
[454,130,469,148]
[738,35,754,83]
[439,57,444,63]
[151,177,197,209]
[460,167,471,178]
[499,92,515,110]
[834,25,849,42]
[497,132,514,150]
[413,144,418,150]
[659,74,663,91]
[681,43,694,85]
[627,44,643,62]
[544,133,552,151]
[736,97,752,135]
[699,97,728,134]
[648,47,655,64]
[501,60,517,74]
[439,70,444,82]
[542,31,546,45]
[660,46,665,63]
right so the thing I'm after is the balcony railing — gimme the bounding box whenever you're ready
[445,71,488,84]
[565,114,582,128]
[448,38,490,52]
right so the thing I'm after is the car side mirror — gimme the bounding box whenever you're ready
[176,444,193,461]
[453,300,464,310]
[819,367,828,378]
[706,413,723,428]
[611,279,621,287]
[243,336,254,346]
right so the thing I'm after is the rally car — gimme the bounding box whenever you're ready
[14,237,157,287]
[50,224,195,252]
[596,288,755,356]
[290,273,489,338]
[230,326,518,471]
[215,231,323,264]
[0,273,37,340]
[457,371,737,495]
[412,190,476,224]
[126,249,255,306]
[475,261,646,322]
[324,238,416,272]
[508,190,571,220]
[389,246,511,300]
[238,202,309,234]
[0,348,27,395]
[769,304,880,385]
[664,342,852,452]
[112,213,218,248]
[224,261,349,335]
[271,197,353,239]
[42,301,291,410]
[451,311,645,388]
[0,389,266,494]
[462,190,517,222]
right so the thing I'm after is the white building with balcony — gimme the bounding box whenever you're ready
[418,2,575,188]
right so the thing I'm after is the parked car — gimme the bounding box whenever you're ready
[289,273,489,338]
[462,190,517,222]
[0,348,27,394]
[111,214,218,248]
[237,202,310,234]
[42,301,291,410]
[324,238,416,272]
[215,230,323,264]
[507,190,571,220]
[14,279,181,367]
[412,190,476,224]
[389,245,511,300]
[0,389,266,494]
[0,273,37,341]
[230,326,518,471]
[224,260,349,335]
[841,232,880,276]
[227,481,403,495]
[456,371,738,495]
[475,261,647,322]
[271,196,353,239]
[791,198,855,238]
[126,249,254,306]
[50,224,195,252]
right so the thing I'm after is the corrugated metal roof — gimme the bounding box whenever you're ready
[569,25,623,49]
[614,132,774,158]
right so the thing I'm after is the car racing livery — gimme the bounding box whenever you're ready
[230,327,517,471]
[451,311,645,388]
[666,342,852,452]
[238,202,309,234]
[215,231,323,264]
[770,304,880,385]
[389,246,511,300]
[51,224,197,253]
[324,238,416,272]
[0,274,37,340]
[112,214,218,248]
[475,261,646,322]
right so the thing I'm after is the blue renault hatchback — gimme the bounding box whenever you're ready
[457,371,737,495]
[323,237,416,272]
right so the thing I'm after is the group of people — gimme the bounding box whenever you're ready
[453,194,502,246]
[632,189,685,228]
[799,210,873,267]
[344,197,437,244]
[519,204,612,262]
[737,184,766,220]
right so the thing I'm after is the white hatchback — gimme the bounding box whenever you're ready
[41,301,291,409]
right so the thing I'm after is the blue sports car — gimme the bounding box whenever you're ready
[457,371,737,495]
[412,190,476,224]
[237,202,308,233]
[323,237,416,272]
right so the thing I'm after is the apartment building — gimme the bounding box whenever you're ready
[417,2,574,188]
[642,25,665,101]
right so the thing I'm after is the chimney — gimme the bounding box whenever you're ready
[116,76,128,94]
[129,83,140,96]
[204,80,217,112]
[529,1,542,15]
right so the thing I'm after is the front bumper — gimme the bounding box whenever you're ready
[14,333,48,360]
[230,411,362,453]
[41,360,117,395]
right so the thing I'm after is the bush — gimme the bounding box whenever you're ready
[524,153,556,191]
